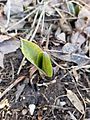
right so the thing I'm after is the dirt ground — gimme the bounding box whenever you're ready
[0,47,90,120]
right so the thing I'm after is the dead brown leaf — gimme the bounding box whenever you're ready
[55,29,66,43]
[62,43,78,54]
[4,0,24,16]
[51,51,90,66]
[0,39,20,68]
[0,39,20,54]
[75,7,90,31]
[71,32,86,47]
[66,89,85,114]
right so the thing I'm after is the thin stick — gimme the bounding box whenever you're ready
[26,10,39,40]
[77,0,90,9]
[45,49,63,53]
[53,7,67,23]
[51,58,66,70]
[0,76,25,100]
[17,57,25,75]
[30,9,44,41]
[41,8,45,35]
[71,65,90,71]
[89,40,90,57]
[45,24,52,49]
[31,10,39,29]
[44,17,78,21]
[10,59,14,80]
[5,0,11,28]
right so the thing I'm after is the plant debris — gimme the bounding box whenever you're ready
[0,0,90,119]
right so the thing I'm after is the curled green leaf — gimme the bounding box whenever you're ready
[42,52,53,77]
[21,39,42,65]
[75,5,80,16]
[21,39,53,77]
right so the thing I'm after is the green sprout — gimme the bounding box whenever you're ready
[21,39,53,77]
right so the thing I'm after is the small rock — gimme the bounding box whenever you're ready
[22,109,28,115]
[29,104,36,115]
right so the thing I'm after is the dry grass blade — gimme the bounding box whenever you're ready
[5,0,11,28]
[6,8,37,31]
[53,6,67,22]
[68,111,77,120]
[41,8,45,35]
[26,10,39,40]
[30,9,45,41]
[51,58,66,70]
[89,41,90,57]
[45,24,52,49]
[17,57,25,75]
[77,0,90,9]
[0,52,4,68]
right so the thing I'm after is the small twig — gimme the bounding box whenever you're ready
[45,24,52,49]
[41,93,49,103]
[26,10,39,40]
[59,64,90,82]
[52,95,67,117]
[45,49,63,53]
[51,58,66,70]
[17,57,25,75]
[5,0,11,28]
[59,9,75,16]
[32,10,39,29]
[10,59,14,80]
[71,65,90,71]
[49,2,62,7]
[49,105,73,110]
[37,79,56,87]
[30,9,45,41]
[0,76,25,100]
[77,0,90,9]
[77,82,90,93]
[41,8,45,35]
[89,40,90,57]
[53,6,67,23]
[45,17,78,21]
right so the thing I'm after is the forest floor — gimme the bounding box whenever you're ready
[0,0,90,120]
